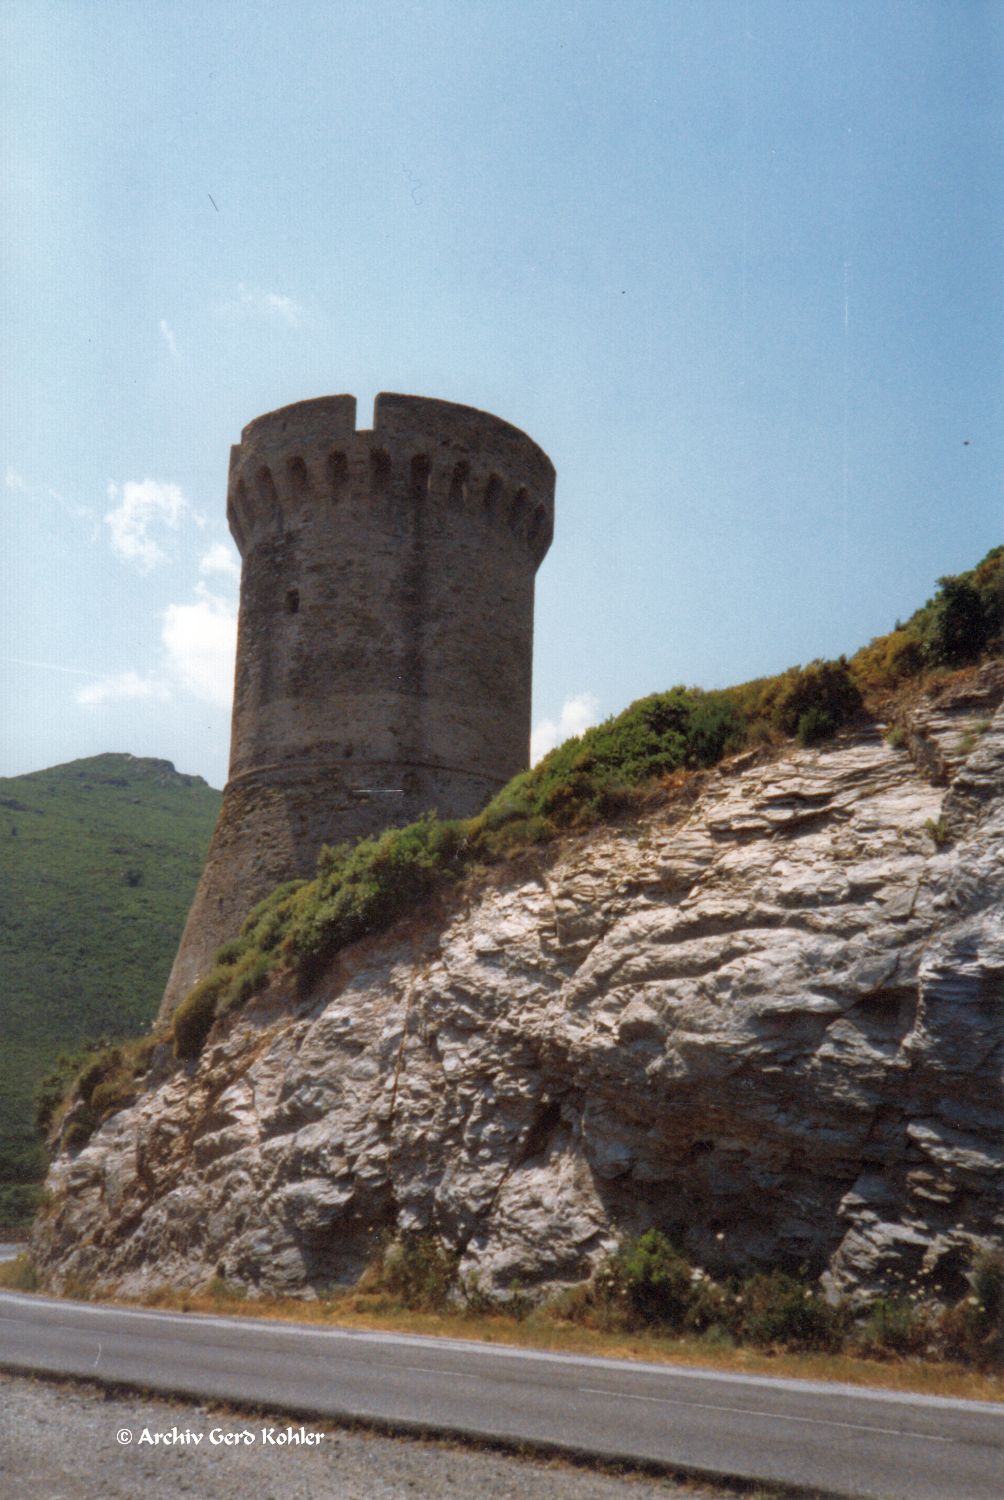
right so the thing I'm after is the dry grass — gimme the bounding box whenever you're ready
[26,1276,1001,1406]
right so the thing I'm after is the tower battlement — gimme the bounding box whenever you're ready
[226,394,554,565]
[159,392,555,1021]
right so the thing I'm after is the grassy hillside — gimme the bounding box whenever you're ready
[0,754,220,1225]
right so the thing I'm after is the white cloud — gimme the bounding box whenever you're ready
[161,585,237,707]
[5,466,27,493]
[76,670,171,708]
[72,585,236,717]
[531,692,601,764]
[104,478,204,573]
[217,282,304,328]
[159,318,178,357]
[199,541,241,581]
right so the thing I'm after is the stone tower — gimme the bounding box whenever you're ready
[159,392,555,1021]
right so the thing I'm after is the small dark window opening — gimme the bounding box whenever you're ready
[328,450,349,503]
[285,588,300,615]
[410,453,431,502]
[485,474,502,512]
[370,448,392,497]
[257,465,278,507]
[527,504,546,545]
[448,460,469,505]
[509,486,530,534]
[287,455,309,494]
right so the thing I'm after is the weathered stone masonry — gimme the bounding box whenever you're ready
[159,393,554,1021]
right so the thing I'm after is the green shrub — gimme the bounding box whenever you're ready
[172,972,227,1059]
[377,1234,459,1311]
[35,1036,159,1154]
[286,816,468,990]
[924,816,951,848]
[851,548,1004,693]
[739,1270,847,1352]
[614,1229,693,1327]
[62,1114,99,1152]
[89,1078,135,1118]
[761,659,863,740]
[797,707,835,746]
[32,1040,116,1139]
[0,1183,44,1228]
[580,1231,697,1331]
[75,1053,118,1101]
[924,576,988,666]
[205,1275,246,1302]
[0,1253,39,1292]
[858,1296,929,1357]
[684,1272,738,1334]
[969,1248,1004,1334]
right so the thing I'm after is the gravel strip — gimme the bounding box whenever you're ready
[0,1372,747,1500]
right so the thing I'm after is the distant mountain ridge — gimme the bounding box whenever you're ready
[0,753,220,1225]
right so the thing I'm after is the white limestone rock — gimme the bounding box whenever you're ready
[32,666,1004,1305]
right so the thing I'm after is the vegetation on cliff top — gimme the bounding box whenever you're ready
[40,548,1003,1123]
[166,548,1004,1062]
[0,754,219,1225]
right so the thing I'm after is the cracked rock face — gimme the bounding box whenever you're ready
[32,667,1004,1303]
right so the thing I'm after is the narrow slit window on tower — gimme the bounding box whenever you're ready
[485,474,502,512]
[327,450,349,503]
[285,587,300,615]
[256,465,278,507]
[410,453,431,502]
[527,504,547,546]
[509,486,530,534]
[448,460,469,505]
[370,448,391,497]
[287,455,309,494]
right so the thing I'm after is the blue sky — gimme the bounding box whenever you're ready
[3,0,1002,789]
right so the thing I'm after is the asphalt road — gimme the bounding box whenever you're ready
[0,1291,1001,1499]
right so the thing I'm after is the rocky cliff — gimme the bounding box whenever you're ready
[32,667,1004,1305]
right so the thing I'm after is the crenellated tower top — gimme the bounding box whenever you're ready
[159,391,555,1021]
[226,393,554,566]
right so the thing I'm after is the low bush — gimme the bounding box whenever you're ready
[0,1253,39,1292]
[172,974,226,1060]
[965,1247,1004,1346]
[48,1036,158,1151]
[739,1270,848,1352]
[757,658,863,741]
[857,1296,930,1358]
[376,1234,460,1312]
[33,1044,110,1139]
[205,1275,247,1303]
[797,707,835,746]
[924,816,951,848]
[935,1252,1004,1369]
[851,546,1004,693]
[613,1229,694,1328]
[0,1183,43,1228]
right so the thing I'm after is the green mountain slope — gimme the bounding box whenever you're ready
[0,753,220,1224]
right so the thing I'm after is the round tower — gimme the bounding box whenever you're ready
[159,393,555,1020]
